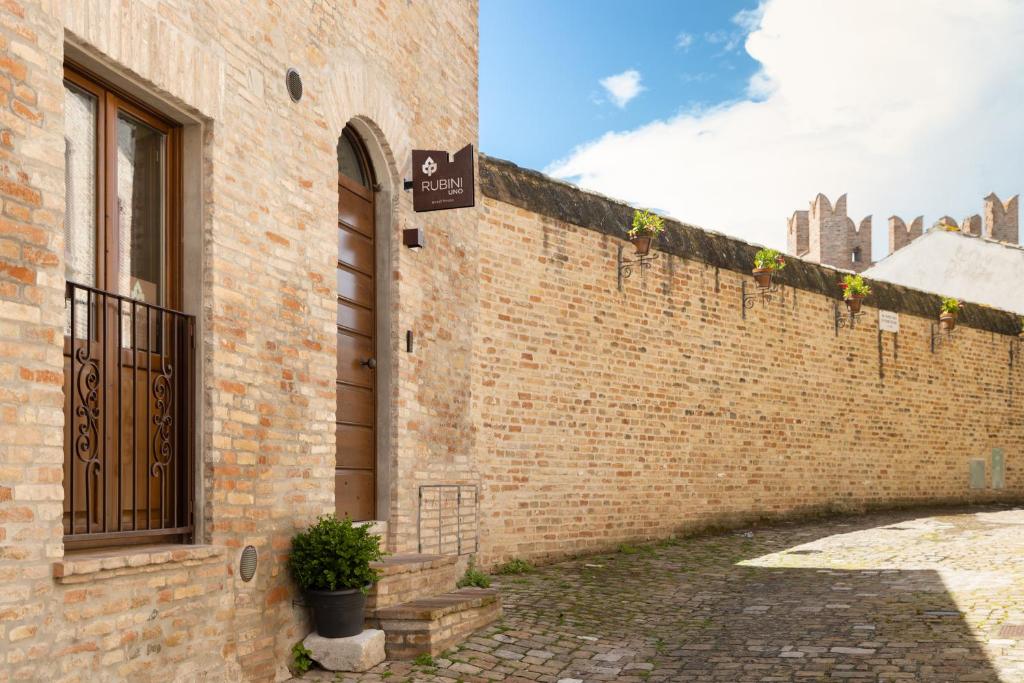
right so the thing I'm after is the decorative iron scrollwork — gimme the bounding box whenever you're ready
[617,245,658,290]
[741,279,787,318]
[930,322,955,353]
[834,301,865,335]
[151,358,174,479]
[73,345,101,473]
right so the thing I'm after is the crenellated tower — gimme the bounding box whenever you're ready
[789,191,1020,267]
[983,193,1019,243]
[788,193,872,272]
[888,216,923,253]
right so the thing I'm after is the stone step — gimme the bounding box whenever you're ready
[366,553,459,611]
[365,587,502,660]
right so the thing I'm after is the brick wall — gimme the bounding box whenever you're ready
[0,1,478,681]
[476,156,1024,566]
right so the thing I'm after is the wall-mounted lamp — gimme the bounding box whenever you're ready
[403,228,425,251]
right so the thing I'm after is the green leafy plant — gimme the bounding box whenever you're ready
[839,274,871,299]
[628,209,665,239]
[289,515,383,592]
[412,653,435,667]
[495,558,535,575]
[291,641,313,676]
[940,297,961,315]
[753,248,786,271]
[456,556,491,588]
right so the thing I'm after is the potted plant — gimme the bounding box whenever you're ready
[289,515,383,638]
[939,297,961,332]
[752,248,786,288]
[839,274,871,314]
[628,209,665,256]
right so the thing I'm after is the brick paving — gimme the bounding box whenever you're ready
[301,505,1024,682]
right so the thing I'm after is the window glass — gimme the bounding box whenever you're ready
[338,133,367,187]
[116,112,166,306]
[63,83,97,287]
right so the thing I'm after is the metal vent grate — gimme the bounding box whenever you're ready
[239,545,258,582]
[417,485,478,555]
[285,68,303,102]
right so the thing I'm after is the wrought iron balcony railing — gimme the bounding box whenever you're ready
[63,281,195,547]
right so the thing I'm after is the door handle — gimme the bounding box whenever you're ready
[360,357,377,369]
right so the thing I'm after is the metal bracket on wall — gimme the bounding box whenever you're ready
[617,244,658,291]
[930,323,954,353]
[403,179,413,191]
[833,301,864,336]
[741,279,786,319]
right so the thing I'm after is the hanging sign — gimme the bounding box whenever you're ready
[411,144,475,212]
[878,310,900,333]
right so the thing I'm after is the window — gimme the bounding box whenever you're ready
[62,64,192,549]
[851,247,862,263]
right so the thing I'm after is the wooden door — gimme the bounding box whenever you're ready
[335,128,376,520]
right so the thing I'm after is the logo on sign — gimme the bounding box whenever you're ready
[410,144,475,213]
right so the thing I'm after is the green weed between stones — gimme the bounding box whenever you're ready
[290,641,313,676]
[412,653,435,667]
[495,558,535,575]
[457,556,492,588]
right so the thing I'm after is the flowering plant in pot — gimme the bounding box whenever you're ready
[289,515,383,638]
[839,274,871,314]
[628,209,665,255]
[939,296,961,332]
[752,248,786,288]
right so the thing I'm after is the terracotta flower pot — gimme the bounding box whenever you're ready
[939,311,957,332]
[752,268,773,289]
[845,294,864,315]
[630,235,652,256]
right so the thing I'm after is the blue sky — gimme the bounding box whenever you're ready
[480,0,761,171]
[478,0,1024,257]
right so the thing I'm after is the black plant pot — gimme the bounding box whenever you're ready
[305,586,368,638]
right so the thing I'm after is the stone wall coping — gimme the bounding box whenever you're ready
[479,154,1022,336]
[53,544,226,584]
[372,553,457,576]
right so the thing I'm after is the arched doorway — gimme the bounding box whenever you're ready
[335,125,377,520]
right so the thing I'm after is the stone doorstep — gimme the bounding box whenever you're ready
[365,588,502,659]
[369,587,498,621]
[366,554,460,611]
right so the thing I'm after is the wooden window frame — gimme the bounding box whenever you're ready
[63,63,183,310]
[62,62,190,550]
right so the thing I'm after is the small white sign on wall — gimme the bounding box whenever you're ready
[878,310,900,333]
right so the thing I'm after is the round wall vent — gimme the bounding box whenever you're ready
[285,68,303,102]
[239,545,258,582]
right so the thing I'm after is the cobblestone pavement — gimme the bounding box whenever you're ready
[300,505,1024,682]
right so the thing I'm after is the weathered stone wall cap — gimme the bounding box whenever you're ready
[479,154,1021,336]
[53,544,225,582]
[371,553,457,576]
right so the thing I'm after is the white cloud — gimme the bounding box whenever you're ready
[548,0,1024,256]
[599,69,644,108]
[676,32,694,50]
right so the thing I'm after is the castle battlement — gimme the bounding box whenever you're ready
[788,193,872,272]
[789,192,1019,271]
